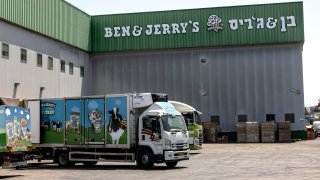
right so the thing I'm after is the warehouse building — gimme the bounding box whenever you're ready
[0,1,305,139]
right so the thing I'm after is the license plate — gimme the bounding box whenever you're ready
[178,152,185,156]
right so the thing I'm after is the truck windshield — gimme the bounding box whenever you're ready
[161,115,187,132]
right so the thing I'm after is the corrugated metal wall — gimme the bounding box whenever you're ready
[0,0,90,51]
[90,44,305,131]
[0,20,91,98]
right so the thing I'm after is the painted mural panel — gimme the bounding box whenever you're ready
[66,99,83,144]
[0,106,31,152]
[40,100,64,144]
[106,96,129,145]
[0,106,7,152]
[85,98,105,144]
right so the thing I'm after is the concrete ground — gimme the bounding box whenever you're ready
[1,139,320,180]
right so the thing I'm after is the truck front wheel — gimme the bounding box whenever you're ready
[137,149,154,169]
[165,161,178,168]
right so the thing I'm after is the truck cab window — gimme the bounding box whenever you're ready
[182,112,194,124]
[142,116,161,134]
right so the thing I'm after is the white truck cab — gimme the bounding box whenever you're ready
[135,95,190,168]
[169,101,203,150]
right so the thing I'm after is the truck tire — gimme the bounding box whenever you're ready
[0,156,3,166]
[137,149,154,169]
[165,161,178,168]
[82,161,98,166]
[57,151,69,167]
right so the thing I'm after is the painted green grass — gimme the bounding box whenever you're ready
[84,127,105,142]
[0,133,6,146]
[0,146,7,152]
[66,130,82,144]
[106,130,128,144]
[41,127,128,145]
[42,130,64,144]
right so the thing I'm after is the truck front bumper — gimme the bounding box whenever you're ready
[164,149,190,161]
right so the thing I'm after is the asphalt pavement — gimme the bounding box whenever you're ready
[1,139,320,179]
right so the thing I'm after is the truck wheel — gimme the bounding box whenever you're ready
[0,157,3,166]
[165,162,178,168]
[137,149,154,169]
[82,161,98,166]
[57,151,69,167]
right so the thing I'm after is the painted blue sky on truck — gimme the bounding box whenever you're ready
[40,100,65,128]
[106,96,128,123]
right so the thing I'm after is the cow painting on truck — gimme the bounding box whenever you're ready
[106,96,128,145]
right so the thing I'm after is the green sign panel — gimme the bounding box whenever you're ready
[91,2,304,52]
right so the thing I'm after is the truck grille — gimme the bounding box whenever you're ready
[172,143,188,150]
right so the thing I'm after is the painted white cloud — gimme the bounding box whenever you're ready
[5,108,11,116]
[14,109,17,113]
[26,114,30,120]
[71,107,80,112]
[115,99,122,106]
[20,110,24,115]
[88,100,98,109]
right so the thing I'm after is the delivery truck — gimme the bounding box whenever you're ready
[1,93,190,169]
[169,101,203,150]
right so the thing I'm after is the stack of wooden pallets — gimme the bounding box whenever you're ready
[260,122,275,143]
[246,122,259,143]
[236,122,247,143]
[277,121,291,142]
[202,122,219,143]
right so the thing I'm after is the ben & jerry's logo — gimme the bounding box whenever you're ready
[207,15,223,32]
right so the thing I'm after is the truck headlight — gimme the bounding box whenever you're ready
[165,139,171,149]
[194,138,199,145]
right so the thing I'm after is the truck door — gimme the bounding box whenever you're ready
[140,116,163,154]
[65,99,84,145]
[84,98,105,144]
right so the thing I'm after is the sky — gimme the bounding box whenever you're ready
[66,0,320,107]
